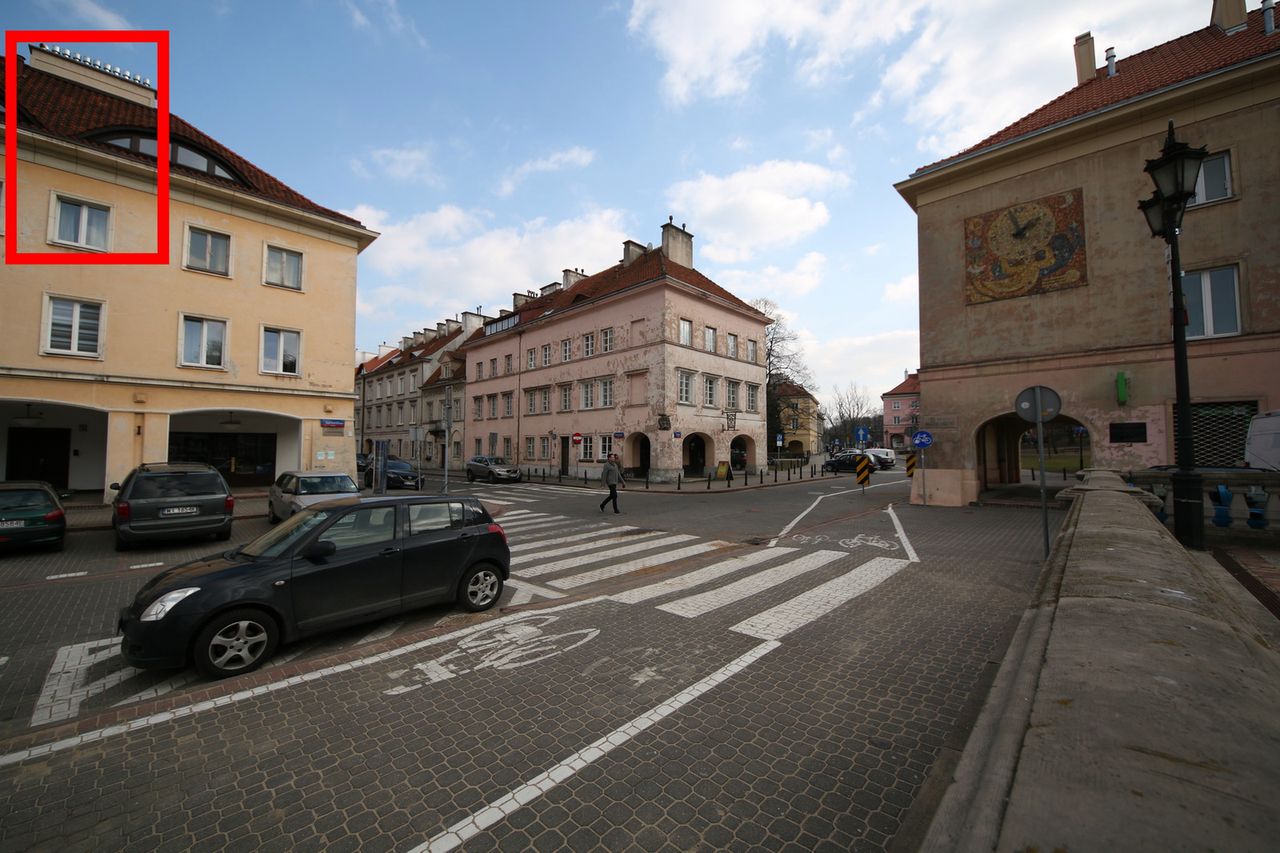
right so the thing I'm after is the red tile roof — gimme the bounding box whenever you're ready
[460,247,767,350]
[912,9,1280,176]
[883,373,919,397]
[357,327,465,377]
[2,54,364,228]
[773,382,816,400]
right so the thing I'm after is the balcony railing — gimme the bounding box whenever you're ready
[1125,469,1280,531]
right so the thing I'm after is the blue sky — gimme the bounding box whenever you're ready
[6,0,1210,411]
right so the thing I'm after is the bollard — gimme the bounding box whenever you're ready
[706,474,711,490]
[759,470,763,485]
[584,471,588,485]
[773,468,777,483]
[1062,467,1068,481]
[677,473,682,491]
[1030,467,1036,482]
[542,468,546,482]
[645,471,650,490]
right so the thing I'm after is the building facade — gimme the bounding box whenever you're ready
[894,2,1279,506]
[459,222,770,482]
[1,46,376,493]
[881,372,920,451]
[773,382,822,457]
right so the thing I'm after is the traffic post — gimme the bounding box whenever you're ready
[905,453,917,477]
[855,453,873,494]
[911,430,933,506]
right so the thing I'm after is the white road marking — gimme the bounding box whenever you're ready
[731,557,910,640]
[112,673,197,707]
[767,479,908,547]
[31,638,138,727]
[886,504,919,562]
[128,562,165,570]
[414,639,780,853]
[500,518,582,535]
[505,578,566,603]
[45,572,87,580]
[0,656,8,667]
[1,596,607,769]
[511,531,668,567]
[550,542,727,590]
[658,550,845,618]
[610,547,797,604]
[355,620,404,645]
[508,526,624,553]
[479,498,516,506]
[516,534,697,578]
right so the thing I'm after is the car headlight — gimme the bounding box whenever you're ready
[140,587,200,621]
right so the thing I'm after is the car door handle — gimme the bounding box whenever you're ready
[381,547,401,556]
[273,580,287,587]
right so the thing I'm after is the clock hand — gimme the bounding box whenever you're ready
[1013,216,1041,238]
[1007,209,1023,232]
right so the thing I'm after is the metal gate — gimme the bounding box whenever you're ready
[1173,400,1258,466]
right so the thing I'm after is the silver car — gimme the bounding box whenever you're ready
[267,471,360,523]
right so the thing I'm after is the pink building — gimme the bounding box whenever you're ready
[460,221,770,482]
[881,372,920,451]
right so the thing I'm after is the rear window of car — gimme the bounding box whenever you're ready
[0,489,53,511]
[130,473,225,498]
[298,475,358,495]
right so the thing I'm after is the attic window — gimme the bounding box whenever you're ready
[95,132,240,182]
[485,315,518,335]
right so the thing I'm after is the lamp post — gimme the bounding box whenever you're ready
[1138,120,1207,550]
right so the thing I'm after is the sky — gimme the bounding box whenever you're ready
[4,0,1212,414]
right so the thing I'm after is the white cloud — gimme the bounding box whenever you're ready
[715,252,828,300]
[40,0,131,29]
[497,147,596,198]
[863,243,884,256]
[351,143,440,186]
[349,207,631,339]
[343,0,371,29]
[803,327,920,413]
[804,128,848,164]
[344,0,428,48]
[628,0,926,105]
[882,271,917,304]
[730,136,750,152]
[666,160,848,263]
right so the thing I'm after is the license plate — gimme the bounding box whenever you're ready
[0,520,23,529]
[161,506,198,516]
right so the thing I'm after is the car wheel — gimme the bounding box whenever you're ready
[466,470,475,483]
[267,503,279,524]
[488,472,497,485]
[458,564,503,612]
[193,608,279,679]
[216,528,232,541]
[114,531,131,552]
[48,537,65,553]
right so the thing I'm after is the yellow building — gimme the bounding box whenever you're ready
[773,382,822,457]
[1,45,376,494]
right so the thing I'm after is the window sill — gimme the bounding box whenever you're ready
[260,370,302,378]
[263,282,304,294]
[179,362,228,371]
[183,266,231,279]
[40,349,103,360]
[47,239,108,253]
[1184,195,1237,213]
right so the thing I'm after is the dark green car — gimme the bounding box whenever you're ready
[0,481,67,551]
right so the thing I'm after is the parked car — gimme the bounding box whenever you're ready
[356,453,369,478]
[363,457,421,490]
[822,453,876,474]
[0,481,67,552]
[110,463,234,551]
[268,471,361,523]
[466,456,522,484]
[117,495,509,678]
[862,448,896,469]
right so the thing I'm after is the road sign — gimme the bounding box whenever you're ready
[856,454,873,485]
[855,427,870,443]
[776,433,783,445]
[911,430,933,448]
[1015,385,1061,424]
[571,432,583,445]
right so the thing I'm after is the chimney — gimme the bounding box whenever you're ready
[1211,0,1247,32]
[1265,0,1275,35]
[444,319,461,335]
[460,311,487,333]
[1073,32,1096,85]
[622,240,646,265]
[27,43,157,107]
[660,216,694,267]
[498,308,511,317]
[563,268,586,288]
[378,343,397,357]
[541,282,562,296]
[513,292,532,309]
[1105,46,1116,77]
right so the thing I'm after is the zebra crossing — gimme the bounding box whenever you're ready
[499,509,917,641]
[442,481,595,507]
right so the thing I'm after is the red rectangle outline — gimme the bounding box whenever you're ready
[5,29,169,264]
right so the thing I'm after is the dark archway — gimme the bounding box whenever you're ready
[976,412,1093,493]
[729,435,752,471]
[682,434,708,476]
[629,433,651,476]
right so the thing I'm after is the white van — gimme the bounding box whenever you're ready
[1245,411,1280,471]
[862,448,896,469]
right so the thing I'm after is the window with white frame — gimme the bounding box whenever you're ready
[678,371,693,404]
[584,332,595,357]
[527,348,536,369]
[542,343,552,366]
[727,334,738,359]
[704,327,716,352]
[600,378,614,407]
[44,296,103,357]
[502,392,513,417]
[679,318,692,346]
[454,440,462,459]
[1188,152,1232,206]
[425,401,433,420]
[747,384,758,411]
[504,354,512,374]
[581,381,596,409]
[527,390,538,415]
[726,381,739,410]
[265,245,303,290]
[601,327,614,352]
[562,339,572,362]
[475,438,482,455]
[580,435,594,460]
[540,436,549,458]
[526,437,536,459]
[53,195,110,250]
[600,435,613,458]
[1182,266,1240,339]
[560,384,572,411]
[261,327,300,375]
[185,226,230,275]
[376,408,383,427]
[704,376,717,406]
[397,402,405,425]
[409,400,417,423]
[893,416,901,425]
[541,388,551,413]
[893,401,902,409]
[180,315,226,368]
[747,339,758,363]
[399,375,406,395]
[473,397,483,419]
[475,362,483,380]
[503,437,512,458]
[489,357,498,376]
[488,395,498,418]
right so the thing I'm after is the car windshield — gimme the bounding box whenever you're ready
[0,490,52,511]
[298,475,358,495]
[487,457,508,466]
[131,473,224,498]
[241,508,335,559]
[386,459,413,471]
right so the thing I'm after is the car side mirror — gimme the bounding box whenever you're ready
[304,540,337,560]
[58,491,74,500]
[109,483,121,491]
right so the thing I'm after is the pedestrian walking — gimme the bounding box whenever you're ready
[599,453,626,514]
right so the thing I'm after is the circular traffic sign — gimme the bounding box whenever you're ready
[571,432,583,444]
[1015,386,1062,424]
[911,430,933,448]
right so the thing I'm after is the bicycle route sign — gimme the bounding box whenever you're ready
[911,430,933,448]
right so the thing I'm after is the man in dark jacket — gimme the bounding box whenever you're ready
[599,453,626,514]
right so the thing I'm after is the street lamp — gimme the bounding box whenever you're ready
[1138,120,1207,550]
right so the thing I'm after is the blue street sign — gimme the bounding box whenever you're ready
[775,433,783,446]
[855,427,870,443]
[912,430,934,448]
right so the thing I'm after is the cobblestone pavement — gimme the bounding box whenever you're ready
[0,498,1052,850]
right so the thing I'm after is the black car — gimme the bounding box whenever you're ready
[0,481,67,551]
[118,495,509,678]
[822,453,876,474]
[364,457,421,490]
[111,462,234,551]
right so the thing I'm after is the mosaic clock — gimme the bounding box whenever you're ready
[964,189,1088,304]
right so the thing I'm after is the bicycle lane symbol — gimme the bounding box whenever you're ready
[790,532,899,551]
[384,614,600,696]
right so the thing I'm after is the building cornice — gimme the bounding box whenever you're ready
[0,366,357,400]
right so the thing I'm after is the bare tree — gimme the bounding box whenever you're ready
[826,382,882,447]
[750,298,814,389]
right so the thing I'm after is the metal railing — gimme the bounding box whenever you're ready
[1125,469,1280,531]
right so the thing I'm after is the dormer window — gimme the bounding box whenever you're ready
[95,132,239,181]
